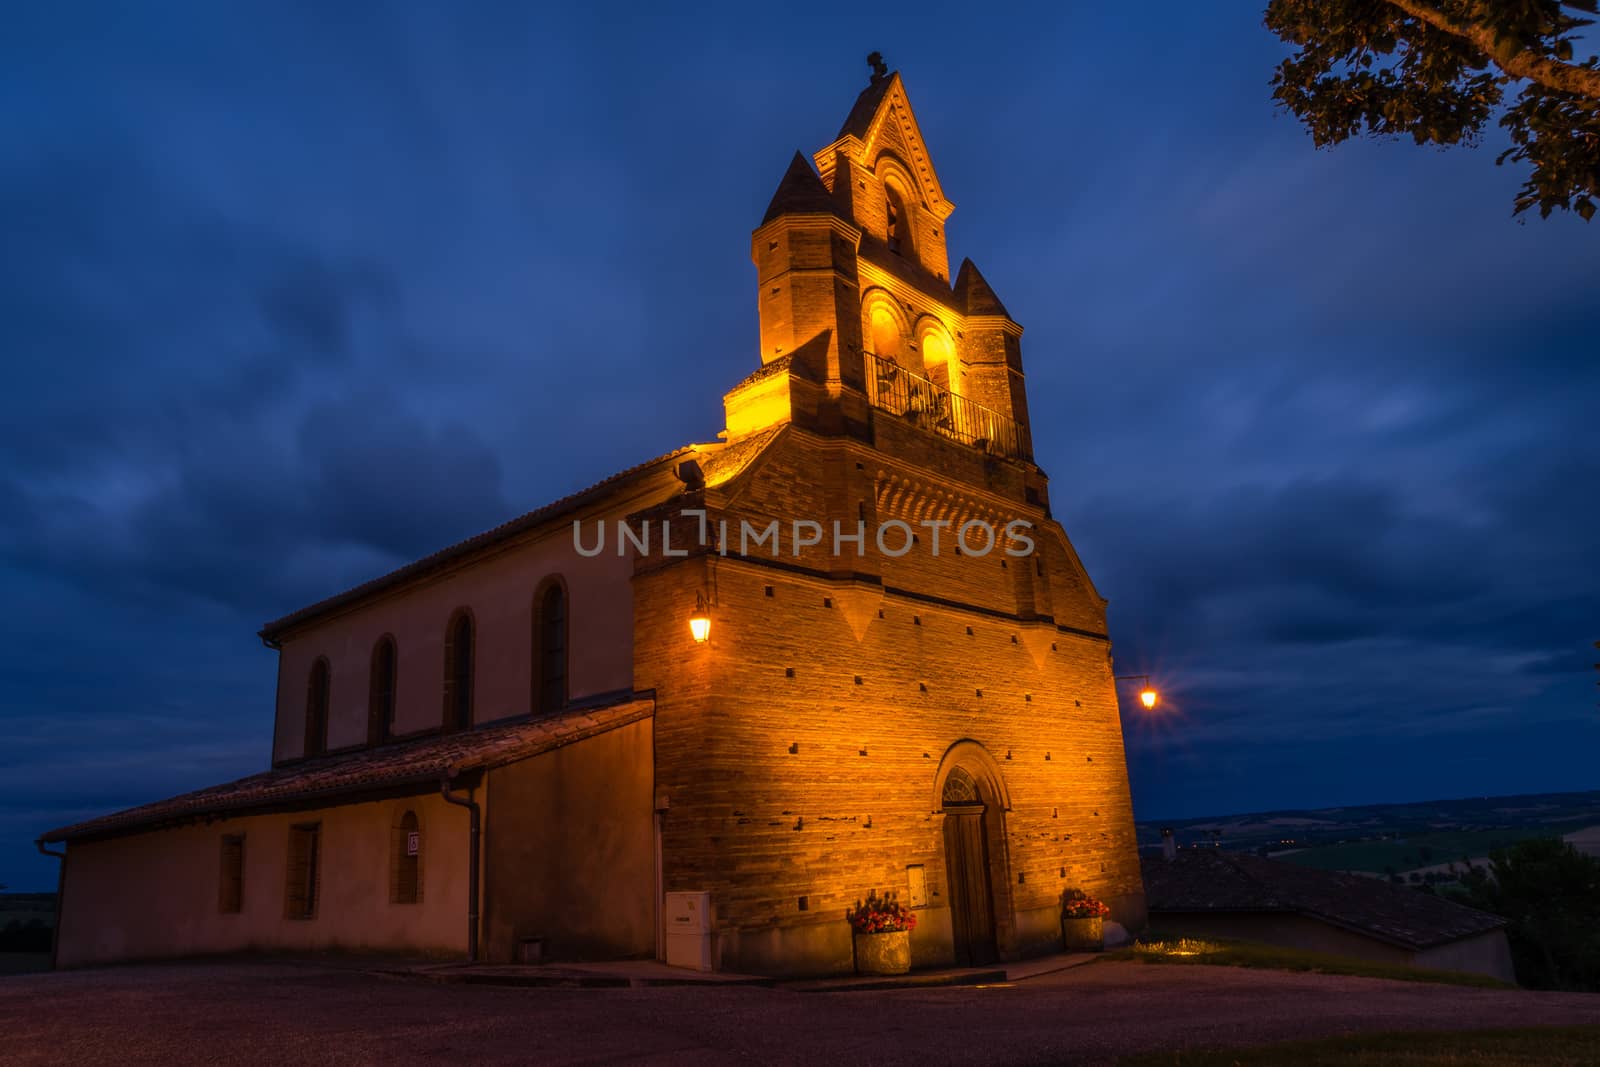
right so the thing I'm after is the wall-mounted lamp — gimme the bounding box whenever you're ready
[1115,673,1159,709]
[689,592,712,643]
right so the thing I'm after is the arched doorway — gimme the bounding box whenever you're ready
[941,765,1000,966]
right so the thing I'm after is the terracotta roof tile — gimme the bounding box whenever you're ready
[41,697,653,844]
[1144,849,1505,950]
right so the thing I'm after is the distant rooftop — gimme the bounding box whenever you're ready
[1143,849,1505,951]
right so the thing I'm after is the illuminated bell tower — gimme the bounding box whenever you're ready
[725,56,1034,484]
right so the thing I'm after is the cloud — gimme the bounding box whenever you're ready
[3,4,1597,890]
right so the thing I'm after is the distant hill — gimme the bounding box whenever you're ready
[1137,790,1600,876]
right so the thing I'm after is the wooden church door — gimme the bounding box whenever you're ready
[942,768,998,966]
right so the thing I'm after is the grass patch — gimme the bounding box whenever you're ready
[1118,1026,1600,1065]
[1105,937,1509,988]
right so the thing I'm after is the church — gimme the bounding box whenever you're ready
[41,61,1147,976]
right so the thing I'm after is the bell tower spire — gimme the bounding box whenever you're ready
[724,61,1036,485]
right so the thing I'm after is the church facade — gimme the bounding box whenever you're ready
[43,64,1146,976]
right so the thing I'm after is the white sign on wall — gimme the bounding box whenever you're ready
[906,864,928,908]
[406,831,420,857]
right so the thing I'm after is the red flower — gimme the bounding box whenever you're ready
[1060,888,1110,919]
[847,890,917,933]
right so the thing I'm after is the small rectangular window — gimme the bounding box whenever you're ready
[284,822,321,920]
[218,834,245,914]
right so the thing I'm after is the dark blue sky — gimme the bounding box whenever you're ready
[4,4,1597,889]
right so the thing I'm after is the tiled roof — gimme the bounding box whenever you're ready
[702,425,785,486]
[258,446,701,640]
[41,697,654,844]
[1143,849,1505,950]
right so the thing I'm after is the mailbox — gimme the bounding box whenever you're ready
[663,891,712,971]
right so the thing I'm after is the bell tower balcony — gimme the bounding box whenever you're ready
[865,353,1032,462]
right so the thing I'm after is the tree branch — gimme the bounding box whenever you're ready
[1387,0,1600,98]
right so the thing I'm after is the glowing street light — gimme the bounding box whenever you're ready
[689,592,712,643]
[1115,674,1159,710]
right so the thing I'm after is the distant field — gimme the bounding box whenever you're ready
[1280,821,1599,874]
[1566,825,1600,859]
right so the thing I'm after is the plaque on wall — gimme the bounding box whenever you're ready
[907,864,928,908]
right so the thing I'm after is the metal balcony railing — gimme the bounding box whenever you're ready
[865,353,1032,461]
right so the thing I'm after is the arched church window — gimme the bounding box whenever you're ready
[368,636,397,745]
[443,611,474,733]
[304,658,330,757]
[535,581,568,714]
[391,810,422,905]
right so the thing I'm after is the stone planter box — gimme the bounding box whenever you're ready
[853,929,912,975]
[1061,915,1104,952]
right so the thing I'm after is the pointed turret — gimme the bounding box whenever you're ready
[954,258,1011,319]
[953,258,1028,437]
[761,152,842,224]
[733,142,867,442]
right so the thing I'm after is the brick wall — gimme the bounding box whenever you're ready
[637,424,1145,975]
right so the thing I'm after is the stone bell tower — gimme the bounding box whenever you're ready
[725,55,1033,474]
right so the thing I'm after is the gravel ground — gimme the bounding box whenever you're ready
[2,959,1597,1065]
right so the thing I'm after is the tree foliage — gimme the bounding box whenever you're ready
[1265,1,1600,218]
[1454,838,1600,990]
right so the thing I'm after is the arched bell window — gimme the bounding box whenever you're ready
[535,580,568,715]
[885,181,913,257]
[304,658,331,757]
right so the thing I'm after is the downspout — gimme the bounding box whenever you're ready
[439,774,480,963]
[34,839,66,971]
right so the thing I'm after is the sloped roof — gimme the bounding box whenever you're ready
[838,73,895,139]
[259,446,699,641]
[1143,849,1505,950]
[954,258,1011,318]
[41,697,654,844]
[761,152,842,224]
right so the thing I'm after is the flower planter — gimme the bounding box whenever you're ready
[853,929,912,975]
[1061,915,1104,952]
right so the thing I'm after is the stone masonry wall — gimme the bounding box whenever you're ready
[636,423,1145,976]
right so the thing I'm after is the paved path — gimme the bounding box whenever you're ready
[2,959,1596,1065]
[403,949,1095,990]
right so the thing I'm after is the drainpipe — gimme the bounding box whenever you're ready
[440,775,480,963]
[34,839,66,971]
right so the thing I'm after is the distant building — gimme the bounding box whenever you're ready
[40,62,1146,976]
[1143,850,1514,983]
